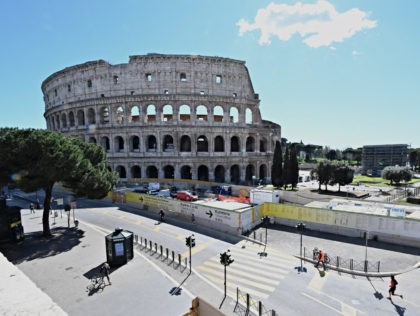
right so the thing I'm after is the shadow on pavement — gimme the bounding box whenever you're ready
[0,227,84,264]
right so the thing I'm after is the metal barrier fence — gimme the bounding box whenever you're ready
[234,288,276,316]
[304,247,381,273]
[134,234,188,271]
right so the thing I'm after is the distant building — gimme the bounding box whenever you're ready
[362,144,409,176]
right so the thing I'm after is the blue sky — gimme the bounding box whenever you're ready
[1,0,418,149]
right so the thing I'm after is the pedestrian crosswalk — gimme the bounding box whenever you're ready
[195,241,296,300]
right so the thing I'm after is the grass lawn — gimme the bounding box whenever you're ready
[353,175,420,187]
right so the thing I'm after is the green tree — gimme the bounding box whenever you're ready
[329,163,354,192]
[0,128,118,237]
[289,146,299,189]
[311,161,334,191]
[271,141,283,188]
[382,166,413,185]
[283,146,290,189]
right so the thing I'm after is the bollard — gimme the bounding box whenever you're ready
[246,293,250,311]
[140,237,143,246]
[364,260,368,272]
[154,242,157,253]
[144,238,148,249]
[259,301,262,315]
[134,234,138,244]
[337,256,340,269]
[178,254,181,266]
[377,261,380,273]
[185,257,188,269]
[149,240,152,251]
[172,250,175,262]
[350,259,353,270]
[166,248,169,259]
[160,245,163,255]
[253,231,256,239]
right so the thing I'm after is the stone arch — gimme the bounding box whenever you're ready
[214,165,225,183]
[245,108,252,124]
[245,164,255,185]
[196,105,208,121]
[163,135,174,152]
[180,165,192,179]
[130,135,140,152]
[230,165,240,184]
[77,110,85,126]
[163,165,174,178]
[115,106,124,124]
[162,104,173,122]
[259,164,267,183]
[56,115,60,130]
[146,165,158,178]
[114,136,124,152]
[87,108,96,124]
[229,107,238,123]
[88,137,96,144]
[130,105,140,123]
[214,136,224,152]
[147,135,157,152]
[100,106,110,124]
[230,136,240,152]
[180,135,191,152]
[260,137,267,152]
[197,135,208,152]
[246,136,255,152]
[116,165,127,178]
[68,111,75,127]
[100,136,110,151]
[61,113,67,128]
[131,165,141,178]
[179,104,191,121]
[197,165,209,181]
[146,104,156,123]
[51,117,55,130]
[213,105,224,123]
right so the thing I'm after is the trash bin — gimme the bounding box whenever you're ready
[105,227,134,267]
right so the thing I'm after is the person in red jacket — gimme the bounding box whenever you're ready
[315,249,326,271]
[388,275,403,300]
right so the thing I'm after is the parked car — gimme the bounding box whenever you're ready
[176,191,198,201]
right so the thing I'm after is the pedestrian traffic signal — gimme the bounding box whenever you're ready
[220,250,234,266]
[190,236,196,247]
[296,222,306,232]
[185,235,195,248]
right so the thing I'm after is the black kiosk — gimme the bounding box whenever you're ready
[105,227,134,267]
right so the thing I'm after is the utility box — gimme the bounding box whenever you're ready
[250,189,280,205]
[105,227,134,267]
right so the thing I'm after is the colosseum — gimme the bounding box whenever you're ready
[41,53,281,186]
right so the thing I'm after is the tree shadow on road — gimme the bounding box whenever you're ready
[0,226,84,264]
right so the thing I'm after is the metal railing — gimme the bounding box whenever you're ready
[234,287,276,316]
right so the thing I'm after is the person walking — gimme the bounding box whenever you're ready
[315,249,326,271]
[100,262,112,285]
[388,275,403,300]
[159,209,165,223]
[191,213,195,224]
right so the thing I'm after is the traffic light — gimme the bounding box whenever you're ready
[220,250,234,266]
[296,222,306,232]
[185,235,196,248]
[262,216,270,225]
[190,236,196,247]
[220,252,227,265]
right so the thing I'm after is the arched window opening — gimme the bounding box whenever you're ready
[68,112,75,127]
[87,108,96,124]
[61,113,67,128]
[88,137,96,144]
[259,165,267,184]
[146,104,156,122]
[230,136,240,152]
[179,104,191,121]
[51,117,56,130]
[77,110,85,126]
[245,164,255,186]
[180,166,192,179]
[101,136,110,151]
[147,135,157,152]
[246,136,255,152]
[196,105,208,121]
[146,166,158,178]
[130,106,140,123]
[56,115,60,129]
[213,105,224,123]
[214,165,225,183]
[130,136,140,152]
[260,138,267,152]
[163,135,174,152]
[229,107,238,123]
[114,136,124,152]
[162,105,173,122]
[180,135,191,152]
[116,166,127,178]
[163,165,174,179]
[131,165,141,178]
[197,165,209,182]
[100,107,110,124]
[245,108,253,124]
[116,106,124,124]
[230,165,240,185]
[214,136,224,152]
[197,135,208,152]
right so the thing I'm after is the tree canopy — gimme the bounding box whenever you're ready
[271,141,283,188]
[381,166,413,185]
[0,128,118,236]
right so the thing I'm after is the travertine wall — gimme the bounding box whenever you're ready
[42,54,281,185]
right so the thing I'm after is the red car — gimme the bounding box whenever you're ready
[176,191,198,201]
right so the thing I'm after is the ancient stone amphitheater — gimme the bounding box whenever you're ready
[42,54,281,185]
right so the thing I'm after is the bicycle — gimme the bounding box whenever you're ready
[86,274,105,293]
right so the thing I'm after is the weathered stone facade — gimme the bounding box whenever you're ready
[42,53,281,185]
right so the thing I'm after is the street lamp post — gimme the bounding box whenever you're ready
[296,222,306,272]
[260,216,270,257]
[219,250,234,309]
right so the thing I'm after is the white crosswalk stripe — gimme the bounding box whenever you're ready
[195,241,296,300]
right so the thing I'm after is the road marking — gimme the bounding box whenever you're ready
[181,240,214,257]
[209,256,288,274]
[229,250,292,270]
[301,292,342,314]
[135,220,142,225]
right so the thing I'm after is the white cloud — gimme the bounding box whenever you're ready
[237,0,377,48]
[352,50,363,56]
